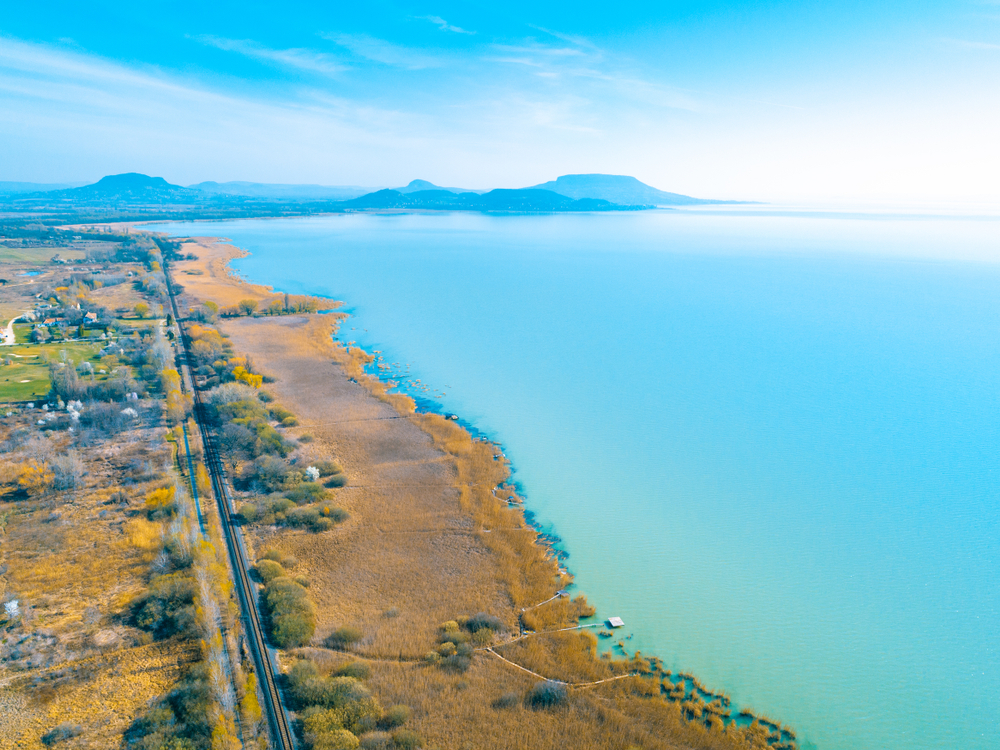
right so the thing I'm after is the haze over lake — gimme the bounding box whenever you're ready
[151,209,1000,750]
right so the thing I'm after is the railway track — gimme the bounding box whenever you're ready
[163,261,295,750]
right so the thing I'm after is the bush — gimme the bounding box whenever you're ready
[286,482,327,504]
[314,460,343,477]
[326,626,363,650]
[466,612,504,633]
[270,405,295,422]
[379,705,410,729]
[131,572,198,639]
[325,474,348,488]
[285,506,335,532]
[281,416,299,427]
[359,731,392,750]
[440,654,471,673]
[262,578,315,648]
[301,707,361,750]
[334,662,371,680]
[527,680,568,709]
[254,559,286,583]
[41,723,82,746]
[392,729,424,749]
[295,575,311,588]
[492,691,519,709]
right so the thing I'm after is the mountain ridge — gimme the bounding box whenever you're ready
[526,173,726,206]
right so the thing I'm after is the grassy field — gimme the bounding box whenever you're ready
[0,341,109,402]
[0,245,86,264]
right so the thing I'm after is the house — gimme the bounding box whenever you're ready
[607,617,625,629]
[84,312,98,322]
[42,318,57,326]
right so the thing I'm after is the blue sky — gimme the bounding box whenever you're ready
[1,1,998,204]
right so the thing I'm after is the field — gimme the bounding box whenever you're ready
[0,342,112,403]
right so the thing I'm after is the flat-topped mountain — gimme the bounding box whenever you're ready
[526,174,723,206]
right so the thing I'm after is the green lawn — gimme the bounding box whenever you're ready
[0,245,86,263]
[0,341,111,403]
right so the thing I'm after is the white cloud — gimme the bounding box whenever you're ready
[421,16,475,35]
[320,33,445,69]
[194,36,349,75]
[941,37,1000,50]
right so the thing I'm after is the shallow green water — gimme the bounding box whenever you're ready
[152,209,1000,750]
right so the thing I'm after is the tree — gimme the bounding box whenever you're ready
[18,460,54,495]
[237,299,258,317]
[31,326,50,343]
[220,423,255,472]
[134,303,150,319]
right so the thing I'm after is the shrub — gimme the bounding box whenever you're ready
[270,405,295,422]
[254,559,286,583]
[294,575,311,588]
[527,680,568,709]
[326,626,363,650]
[262,578,315,648]
[131,572,198,639]
[392,729,424,749]
[314,460,343,476]
[379,705,410,729]
[281,416,299,427]
[325,474,348,488]
[299,434,314,443]
[17,460,54,496]
[440,654,471,673]
[41,723,82,746]
[286,482,327,504]
[359,731,392,750]
[492,691,519,709]
[237,503,258,523]
[465,612,504,633]
[471,628,494,647]
[335,662,371,680]
[144,485,177,519]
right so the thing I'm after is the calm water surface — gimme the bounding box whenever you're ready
[151,210,1000,750]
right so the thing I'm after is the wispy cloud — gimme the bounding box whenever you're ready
[487,35,700,112]
[320,33,445,69]
[941,37,1000,50]
[421,16,474,35]
[195,35,348,75]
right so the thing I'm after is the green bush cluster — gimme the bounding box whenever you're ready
[290,659,421,750]
[258,558,316,648]
[237,490,348,533]
[130,572,198,639]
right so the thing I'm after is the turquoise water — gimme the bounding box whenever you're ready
[151,210,1000,750]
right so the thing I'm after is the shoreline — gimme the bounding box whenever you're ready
[157,229,799,749]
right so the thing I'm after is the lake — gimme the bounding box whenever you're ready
[150,208,1000,750]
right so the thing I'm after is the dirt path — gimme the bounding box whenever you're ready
[1,315,19,345]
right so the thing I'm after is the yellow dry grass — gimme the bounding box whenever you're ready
[0,642,196,750]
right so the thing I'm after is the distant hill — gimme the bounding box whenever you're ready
[0,181,85,194]
[50,173,202,203]
[525,174,728,206]
[342,188,636,212]
[394,179,483,195]
[190,181,373,200]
